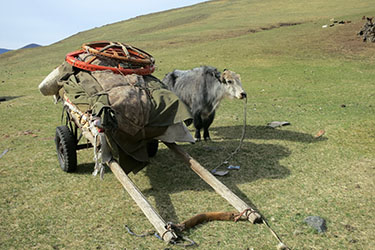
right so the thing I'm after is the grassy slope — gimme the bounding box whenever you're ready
[1,0,374,249]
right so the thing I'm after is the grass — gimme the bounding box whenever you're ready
[1,0,375,249]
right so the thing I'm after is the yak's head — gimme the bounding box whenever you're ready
[220,69,247,99]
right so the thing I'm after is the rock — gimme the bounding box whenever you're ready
[304,216,327,233]
[211,169,229,176]
[267,121,291,128]
[358,17,375,42]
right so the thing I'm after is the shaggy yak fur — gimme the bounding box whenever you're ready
[163,66,246,141]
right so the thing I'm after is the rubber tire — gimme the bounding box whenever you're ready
[147,140,159,157]
[55,125,77,172]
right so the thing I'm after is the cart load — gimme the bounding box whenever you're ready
[39,41,194,175]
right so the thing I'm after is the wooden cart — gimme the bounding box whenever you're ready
[54,94,267,245]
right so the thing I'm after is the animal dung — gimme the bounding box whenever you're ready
[322,18,352,28]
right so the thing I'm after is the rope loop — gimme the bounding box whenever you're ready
[234,208,257,222]
[211,97,247,172]
[165,222,197,247]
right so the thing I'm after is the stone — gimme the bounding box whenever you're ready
[304,216,327,233]
[266,121,291,128]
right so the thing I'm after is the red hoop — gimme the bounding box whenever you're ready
[65,50,155,75]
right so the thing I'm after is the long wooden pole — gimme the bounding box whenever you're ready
[67,104,176,243]
[164,142,262,224]
[108,160,177,242]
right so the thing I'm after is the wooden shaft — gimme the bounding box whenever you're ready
[66,107,95,145]
[164,142,262,224]
[108,160,177,242]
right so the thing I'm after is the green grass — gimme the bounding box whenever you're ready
[1,0,375,249]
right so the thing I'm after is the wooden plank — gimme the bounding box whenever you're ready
[64,98,176,242]
[108,160,177,242]
[164,142,262,224]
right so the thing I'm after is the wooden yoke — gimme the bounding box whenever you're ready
[164,142,262,224]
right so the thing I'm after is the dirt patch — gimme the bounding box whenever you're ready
[317,20,375,56]
[136,14,210,34]
[279,22,301,27]
[222,22,303,39]
[166,22,303,46]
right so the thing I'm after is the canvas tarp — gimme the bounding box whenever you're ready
[58,62,192,174]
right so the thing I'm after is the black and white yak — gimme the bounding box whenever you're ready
[163,66,247,141]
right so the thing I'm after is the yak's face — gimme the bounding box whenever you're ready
[220,70,247,99]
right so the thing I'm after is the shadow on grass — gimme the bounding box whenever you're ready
[211,125,323,143]
[143,125,322,223]
[76,162,96,174]
[0,96,23,102]
[145,142,289,223]
[74,125,321,225]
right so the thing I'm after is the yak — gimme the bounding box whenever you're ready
[163,66,246,141]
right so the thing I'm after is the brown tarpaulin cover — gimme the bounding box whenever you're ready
[59,62,192,174]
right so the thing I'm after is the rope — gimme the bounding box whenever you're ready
[209,98,290,249]
[234,208,257,222]
[125,224,197,248]
[261,218,290,250]
[233,208,289,249]
[211,97,247,172]
[124,225,157,238]
[165,222,197,247]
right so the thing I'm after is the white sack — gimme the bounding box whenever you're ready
[38,65,63,96]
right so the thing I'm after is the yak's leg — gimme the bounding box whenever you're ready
[203,111,215,141]
[193,112,203,142]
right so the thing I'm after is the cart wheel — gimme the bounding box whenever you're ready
[55,125,77,172]
[147,140,158,157]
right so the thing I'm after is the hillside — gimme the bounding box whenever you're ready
[0,48,11,54]
[0,0,374,249]
[1,0,374,76]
